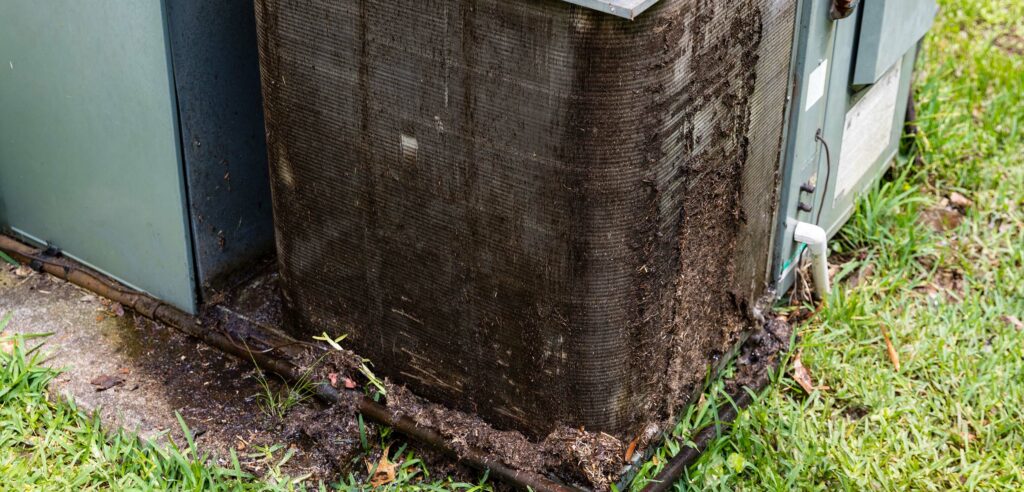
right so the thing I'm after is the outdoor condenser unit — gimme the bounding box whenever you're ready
[256,0,798,439]
[772,0,938,293]
[0,1,273,313]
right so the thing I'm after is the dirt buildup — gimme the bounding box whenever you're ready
[725,318,793,395]
[384,382,626,489]
[290,402,375,472]
[379,316,793,490]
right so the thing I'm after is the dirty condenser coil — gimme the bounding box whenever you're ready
[255,0,797,440]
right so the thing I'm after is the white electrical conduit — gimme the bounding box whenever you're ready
[793,221,831,299]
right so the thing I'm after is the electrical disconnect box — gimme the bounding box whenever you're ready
[0,1,273,312]
[772,0,938,294]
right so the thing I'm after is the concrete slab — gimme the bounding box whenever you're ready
[0,263,338,480]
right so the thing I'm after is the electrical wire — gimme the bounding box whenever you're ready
[814,129,832,226]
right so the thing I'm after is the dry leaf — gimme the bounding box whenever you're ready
[949,191,973,209]
[624,436,639,462]
[1001,315,1024,331]
[327,372,339,388]
[791,352,828,394]
[880,326,901,371]
[344,377,358,389]
[367,446,397,488]
[791,353,815,393]
[14,265,32,277]
[90,374,125,391]
[849,263,875,288]
[918,206,963,232]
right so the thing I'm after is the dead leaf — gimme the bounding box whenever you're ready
[328,372,339,388]
[366,446,397,488]
[880,326,901,371]
[624,436,639,462]
[94,314,106,322]
[918,206,963,232]
[1002,315,1024,331]
[14,265,32,277]
[949,191,973,209]
[791,352,828,394]
[344,377,358,389]
[90,374,125,391]
[849,263,875,288]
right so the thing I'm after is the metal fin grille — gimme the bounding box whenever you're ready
[256,0,795,438]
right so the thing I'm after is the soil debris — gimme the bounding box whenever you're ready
[384,381,625,489]
[915,268,966,303]
[726,318,793,395]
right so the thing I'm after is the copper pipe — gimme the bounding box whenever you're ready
[0,234,577,492]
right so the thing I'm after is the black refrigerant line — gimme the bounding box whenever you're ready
[0,232,789,492]
[0,234,578,492]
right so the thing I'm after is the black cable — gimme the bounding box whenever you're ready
[814,129,832,226]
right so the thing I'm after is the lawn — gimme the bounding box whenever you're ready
[1,0,1022,490]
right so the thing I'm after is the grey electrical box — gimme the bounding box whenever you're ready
[772,0,938,294]
[0,1,273,313]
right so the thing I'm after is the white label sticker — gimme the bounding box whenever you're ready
[805,59,828,111]
[836,63,902,198]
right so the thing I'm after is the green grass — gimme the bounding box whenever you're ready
[630,0,1024,490]
[0,326,490,491]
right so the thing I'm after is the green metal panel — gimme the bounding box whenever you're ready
[816,16,917,237]
[0,1,197,311]
[773,0,927,296]
[772,0,841,291]
[853,0,937,85]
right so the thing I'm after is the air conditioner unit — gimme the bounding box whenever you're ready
[772,0,937,294]
[0,1,274,313]
[256,0,798,439]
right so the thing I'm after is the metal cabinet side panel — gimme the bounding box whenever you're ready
[0,1,197,312]
[166,0,274,297]
[853,0,937,85]
[771,0,839,289]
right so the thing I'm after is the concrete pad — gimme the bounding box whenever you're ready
[0,263,337,480]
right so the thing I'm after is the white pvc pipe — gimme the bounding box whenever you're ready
[793,221,831,299]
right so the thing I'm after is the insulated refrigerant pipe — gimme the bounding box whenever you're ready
[638,388,760,492]
[0,234,577,492]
